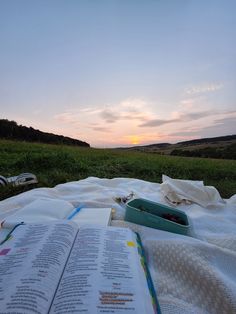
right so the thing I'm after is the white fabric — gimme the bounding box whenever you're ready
[0,176,236,314]
[160,175,225,208]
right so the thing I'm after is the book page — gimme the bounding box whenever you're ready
[0,221,77,314]
[50,226,155,314]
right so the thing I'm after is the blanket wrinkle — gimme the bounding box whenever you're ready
[0,176,235,314]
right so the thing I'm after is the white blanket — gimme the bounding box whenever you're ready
[0,177,236,314]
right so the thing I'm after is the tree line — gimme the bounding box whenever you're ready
[0,119,90,147]
[170,144,236,160]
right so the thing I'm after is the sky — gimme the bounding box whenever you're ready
[0,0,236,147]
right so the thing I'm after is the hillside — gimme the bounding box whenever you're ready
[0,119,90,147]
[117,135,236,160]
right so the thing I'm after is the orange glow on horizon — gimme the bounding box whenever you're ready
[129,135,141,145]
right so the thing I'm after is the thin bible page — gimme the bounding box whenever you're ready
[0,222,77,314]
[50,226,155,314]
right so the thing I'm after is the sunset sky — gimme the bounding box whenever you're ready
[1,0,236,147]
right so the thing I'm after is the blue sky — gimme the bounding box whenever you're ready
[0,0,235,147]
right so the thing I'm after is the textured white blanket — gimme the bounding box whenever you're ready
[0,177,236,314]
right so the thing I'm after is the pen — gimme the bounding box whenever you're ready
[67,205,84,220]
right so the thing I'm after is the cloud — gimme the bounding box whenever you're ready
[168,113,236,139]
[119,98,148,111]
[168,130,201,137]
[185,83,223,95]
[196,116,236,138]
[139,110,215,127]
[180,98,196,109]
[92,126,110,132]
[139,118,178,127]
[100,109,119,123]
[54,112,77,123]
[53,98,153,140]
[214,116,236,125]
[98,98,152,124]
[79,107,102,114]
[184,111,214,120]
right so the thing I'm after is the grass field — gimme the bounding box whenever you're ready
[0,139,236,200]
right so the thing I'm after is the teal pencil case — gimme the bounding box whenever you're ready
[125,198,190,236]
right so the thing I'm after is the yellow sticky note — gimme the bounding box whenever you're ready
[127,241,135,247]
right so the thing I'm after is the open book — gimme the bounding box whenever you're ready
[0,221,161,314]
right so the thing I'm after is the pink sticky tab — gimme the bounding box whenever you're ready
[0,248,11,256]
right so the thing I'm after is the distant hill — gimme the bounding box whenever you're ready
[176,135,236,145]
[0,119,90,147]
[116,135,236,160]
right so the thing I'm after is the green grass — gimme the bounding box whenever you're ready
[0,139,236,200]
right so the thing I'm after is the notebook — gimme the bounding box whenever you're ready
[71,207,113,226]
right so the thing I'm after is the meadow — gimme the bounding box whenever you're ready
[0,139,236,200]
